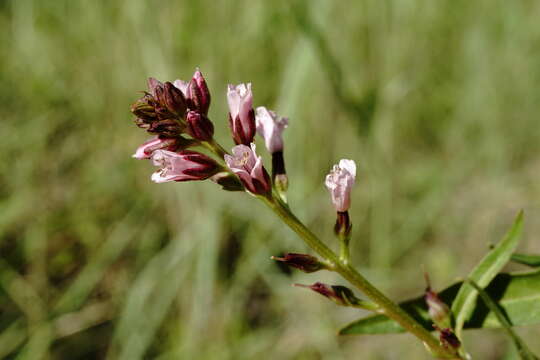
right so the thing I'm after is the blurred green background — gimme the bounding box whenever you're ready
[1,0,540,359]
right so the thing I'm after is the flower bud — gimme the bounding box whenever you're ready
[131,94,157,122]
[147,77,163,97]
[255,106,288,153]
[227,83,256,145]
[425,288,451,329]
[433,325,461,350]
[210,172,245,191]
[151,150,220,183]
[132,136,182,159]
[147,119,184,137]
[424,272,451,329]
[325,159,357,212]
[334,211,352,238]
[224,143,271,195]
[271,253,326,273]
[186,110,214,141]
[186,69,211,115]
[163,82,187,116]
[295,282,362,307]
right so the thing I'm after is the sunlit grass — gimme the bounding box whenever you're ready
[1,0,540,358]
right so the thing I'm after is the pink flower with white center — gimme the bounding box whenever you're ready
[325,159,357,212]
[224,143,271,195]
[151,150,219,183]
[255,106,289,153]
[227,83,256,145]
[132,136,180,159]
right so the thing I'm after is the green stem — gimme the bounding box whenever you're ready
[203,138,228,160]
[261,196,459,359]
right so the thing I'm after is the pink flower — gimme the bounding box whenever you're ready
[151,150,219,183]
[255,106,288,153]
[132,137,180,159]
[227,83,256,145]
[325,159,357,212]
[224,144,271,195]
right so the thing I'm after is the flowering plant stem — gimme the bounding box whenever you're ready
[260,195,460,359]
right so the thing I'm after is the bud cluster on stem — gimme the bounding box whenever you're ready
[130,68,461,359]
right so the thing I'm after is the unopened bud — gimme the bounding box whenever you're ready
[424,273,451,328]
[131,94,157,122]
[334,211,352,238]
[163,82,187,116]
[210,172,244,191]
[147,119,184,137]
[186,110,214,141]
[295,282,361,306]
[433,325,461,350]
[186,69,211,115]
[271,253,326,273]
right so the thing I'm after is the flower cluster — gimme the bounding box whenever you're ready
[131,68,358,300]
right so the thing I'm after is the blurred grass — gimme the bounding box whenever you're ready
[1,0,540,359]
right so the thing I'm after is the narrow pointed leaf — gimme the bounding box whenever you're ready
[452,211,524,337]
[339,269,540,335]
[467,279,538,360]
[511,253,540,268]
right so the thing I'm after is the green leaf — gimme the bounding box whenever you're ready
[511,253,540,268]
[467,279,538,360]
[339,268,540,335]
[452,210,524,337]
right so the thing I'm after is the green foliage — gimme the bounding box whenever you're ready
[467,279,538,360]
[339,269,540,335]
[452,211,523,338]
[1,0,540,359]
[511,253,540,268]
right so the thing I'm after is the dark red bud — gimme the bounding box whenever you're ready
[147,77,163,97]
[186,111,214,141]
[334,211,352,238]
[163,82,187,116]
[147,119,184,137]
[186,70,211,115]
[131,94,157,121]
[433,325,461,350]
[271,253,325,273]
[295,282,361,306]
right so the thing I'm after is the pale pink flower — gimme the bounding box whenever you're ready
[132,137,180,159]
[255,106,288,153]
[151,150,219,183]
[325,159,357,212]
[224,143,271,195]
[227,83,256,145]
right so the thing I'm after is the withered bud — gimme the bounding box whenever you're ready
[271,253,326,273]
[163,82,187,116]
[295,282,361,307]
[334,211,352,238]
[210,172,245,191]
[186,110,214,141]
[131,94,157,122]
[147,119,184,137]
[186,70,211,115]
[433,325,461,350]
